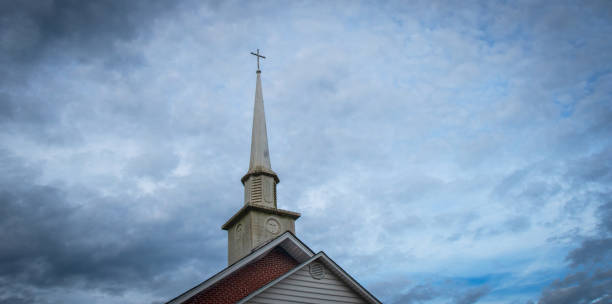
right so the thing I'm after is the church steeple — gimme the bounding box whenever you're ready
[246,70,275,175]
[241,54,279,207]
[222,51,300,265]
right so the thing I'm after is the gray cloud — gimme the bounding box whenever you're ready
[0,0,187,148]
[125,149,180,180]
[1,0,612,303]
[453,286,490,304]
[537,198,612,303]
[389,282,490,304]
[393,284,439,304]
[567,238,612,268]
[473,216,531,240]
[488,145,612,303]
[0,92,58,124]
[0,292,33,304]
[538,270,612,304]
[0,0,178,67]
[0,149,225,303]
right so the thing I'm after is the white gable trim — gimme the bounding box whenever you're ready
[236,251,382,304]
[165,232,314,304]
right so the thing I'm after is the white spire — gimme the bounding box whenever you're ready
[242,51,279,185]
[248,70,273,172]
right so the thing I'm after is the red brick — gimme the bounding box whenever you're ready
[184,247,298,304]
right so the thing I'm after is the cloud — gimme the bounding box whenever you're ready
[538,270,612,304]
[453,286,490,304]
[389,281,490,304]
[125,149,180,180]
[0,149,226,303]
[393,284,439,304]
[537,199,612,303]
[1,0,612,303]
[567,238,612,268]
[0,0,179,67]
[488,147,612,303]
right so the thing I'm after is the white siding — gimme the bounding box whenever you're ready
[246,263,367,304]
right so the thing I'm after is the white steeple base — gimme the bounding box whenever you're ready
[222,205,299,264]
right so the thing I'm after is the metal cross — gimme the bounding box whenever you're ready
[250,49,266,71]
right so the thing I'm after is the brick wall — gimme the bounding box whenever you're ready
[184,247,298,304]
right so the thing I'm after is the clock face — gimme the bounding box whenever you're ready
[265,218,281,235]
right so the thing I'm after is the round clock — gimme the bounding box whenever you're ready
[265,217,281,235]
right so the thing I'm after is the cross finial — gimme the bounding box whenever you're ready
[250,49,266,72]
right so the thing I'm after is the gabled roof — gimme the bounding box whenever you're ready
[165,231,314,304]
[236,251,382,304]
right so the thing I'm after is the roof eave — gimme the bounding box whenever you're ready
[221,204,300,230]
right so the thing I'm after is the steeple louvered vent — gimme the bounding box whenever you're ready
[250,176,263,203]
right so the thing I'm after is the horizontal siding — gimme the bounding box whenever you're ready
[247,263,366,304]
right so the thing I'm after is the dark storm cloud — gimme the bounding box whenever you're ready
[538,269,612,304]
[0,92,57,124]
[0,91,80,146]
[598,198,612,236]
[390,282,490,304]
[0,0,179,68]
[0,292,36,304]
[453,286,490,304]
[564,199,612,270]
[567,237,612,268]
[0,2,242,301]
[0,0,186,145]
[537,190,612,302]
[0,149,224,302]
[393,284,439,304]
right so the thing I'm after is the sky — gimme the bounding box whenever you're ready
[1,0,611,303]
